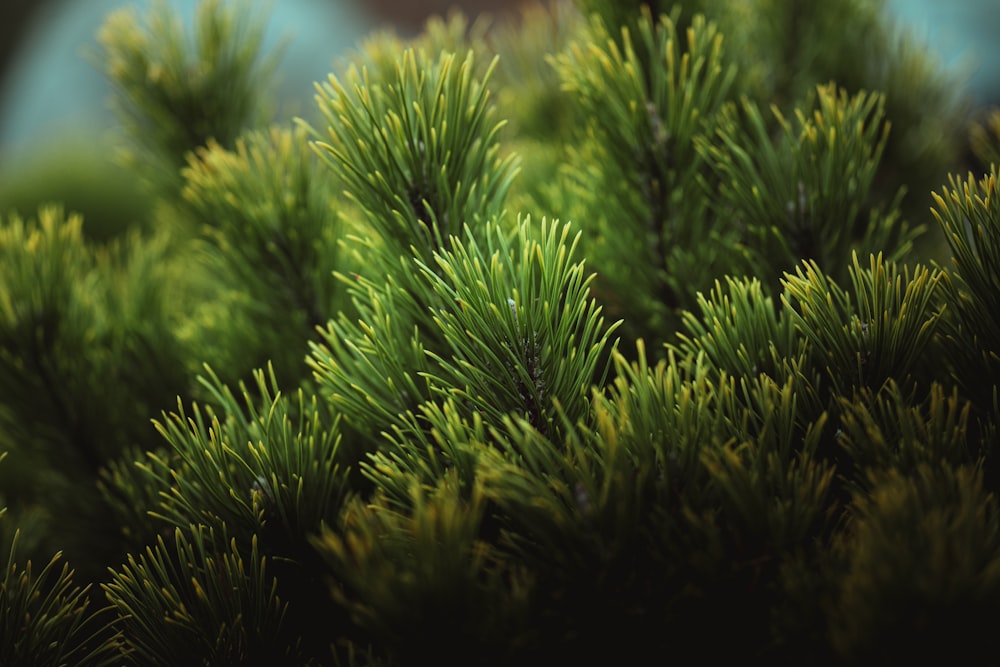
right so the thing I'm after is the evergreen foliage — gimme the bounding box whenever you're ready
[699,87,917,288]
[179,123,346,387]
[2,0,998,663]
[932,169,1000,411]
[1,532,121,666]
[971,109,1000,169]
[104,525,294,665]
[0,207,189,578]
[553,7,739,340]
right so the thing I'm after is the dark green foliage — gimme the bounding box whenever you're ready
[144,365,349,544]
[835,381,976,478]
[831,464,1000,663]
[313,474,531,665]
[1,527,122,666]
[933,169,1000,407]
[132,365,355,664]
[0,209,104,467]
[970,109,1000,169]
[730,0,967,228]
[0,207,190,578]
[103,525,296,665]
[3,0,998,664]
[101,366,353,663]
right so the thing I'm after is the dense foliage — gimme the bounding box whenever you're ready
[2,0,997,664]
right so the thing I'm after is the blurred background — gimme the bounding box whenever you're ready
[0,0,525,160]
[0,0,524,234]
[0,0,997,233]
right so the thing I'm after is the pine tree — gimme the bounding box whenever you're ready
[1,0,997,664]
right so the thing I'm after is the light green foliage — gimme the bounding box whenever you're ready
[309,278,434,442]
[306,44,520,447]
[420,219,619,433]
[180,123,346,386]
[674,276,804,382]
[312,48,516,265]
[307,44,523,446]
[555,8,738,341]
[311,217,619,454]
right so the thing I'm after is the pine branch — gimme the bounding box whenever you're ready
[418,218,620,436]
[0,208,102,470]
[311,473,528,665]
[1,530,122,667]
[554,7,739,340]
[309,282,435,443]
[673,275,805,383]
[781,252,945,400]
[835,380,977,481]
[104,525,296,665]
[311,47,516,268]
[4,0,998,661]
[970,110,1000,170]
[699,85,919,288]
[932,167,1000,408]
[145,363,349,547]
